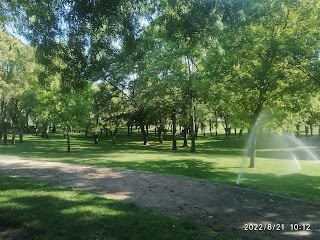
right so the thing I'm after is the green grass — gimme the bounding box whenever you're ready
[0,175,235,240]
[1,130,320,203]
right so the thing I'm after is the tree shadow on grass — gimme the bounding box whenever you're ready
[0,176,222,240]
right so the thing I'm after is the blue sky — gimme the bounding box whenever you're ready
[5,24,29,45]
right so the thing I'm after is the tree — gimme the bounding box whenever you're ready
[93,82,129,144]
[55,85,93,152]
[203,0,320,167]
[0,28,38,145]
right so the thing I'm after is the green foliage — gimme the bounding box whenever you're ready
[0,28,38,133]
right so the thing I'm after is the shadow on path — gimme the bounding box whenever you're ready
[0,157,319,240]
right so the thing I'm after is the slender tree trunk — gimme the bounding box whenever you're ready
[42,124,49,139]
[19,127,23,143]
[239,129,243,137]
[191,107,196,153]
[94,132,99,144]
[11,128,16,145]
[249,134,257,168]
[182,125,188,147]
[111,128,118,144]
[215,123,218,136]
[305,126,309,140]
[171,111,177,151]
[67,127,71,152]
[141,125,148,145]
[3,121,7,145]
[157,125,164,144]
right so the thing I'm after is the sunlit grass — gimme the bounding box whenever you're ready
[1,131,320,202]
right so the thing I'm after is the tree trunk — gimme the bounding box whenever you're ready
[111,128,118,144]
[215,123,218,136]
[191,107,196,153]
[94,133,99,144]
[141,125,148,145]
[305,126,309,140]
[19,127,23,143]
[249,135,256,168]
[11,128,16,145]
[67,127,71,152]
[182,125,188,147]
[171,111,177,151]
[157,125,164,143]
[84,124,89,137]
[239,129,243,137]
[3,121,7,145]
[42,124,49,139]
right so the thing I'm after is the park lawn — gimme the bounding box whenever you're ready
[0,132,320,202]
[0,175,236,240]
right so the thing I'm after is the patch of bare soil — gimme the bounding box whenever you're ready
[0,157,319,240]
[0,224,30,240]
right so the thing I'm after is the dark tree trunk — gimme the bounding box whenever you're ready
[111,128,118,144]
[94,133,99,144]
[19,127,23,143]
[85,124,89,137]
[42,124,49,139]
[305,126,309,140]
[249,135,257,168]
[171,111,177,151]
[296,124,300,137]
[3,121,7,145]
[67,127,71,152]
[182,125,188,147]
[141,125,148,145]
[157,125,164,144]
[239,129,243,137]
[215,123,218,136]
[105,127,108,138]
[11,128,16,145]
[191,107,196,153]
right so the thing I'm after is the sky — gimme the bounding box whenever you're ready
[5,24,29,45]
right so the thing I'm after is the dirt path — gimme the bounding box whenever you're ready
[0,156,319,240]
